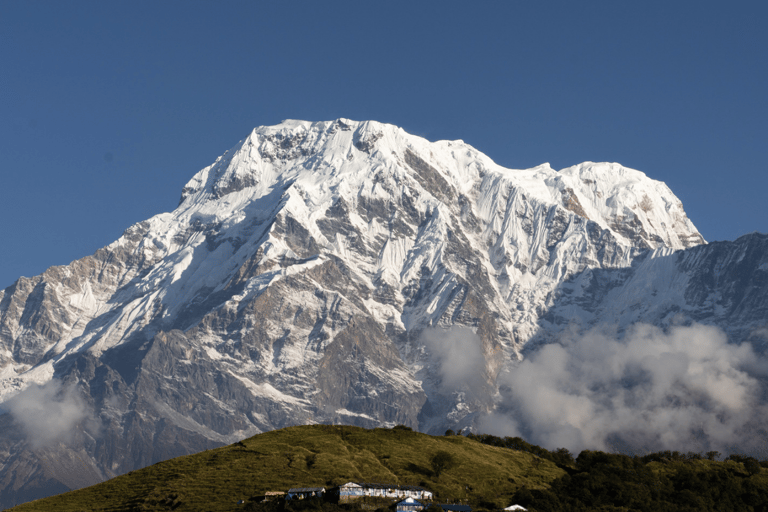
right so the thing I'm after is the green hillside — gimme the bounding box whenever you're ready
[9,425,563,512]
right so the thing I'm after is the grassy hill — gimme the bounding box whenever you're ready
[8,425,564,512]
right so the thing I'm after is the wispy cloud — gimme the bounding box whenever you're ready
[422,326,487,400]
[3,379,91,448]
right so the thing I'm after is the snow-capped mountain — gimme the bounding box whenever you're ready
[2,119,764,507]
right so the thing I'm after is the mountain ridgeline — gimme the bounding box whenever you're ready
[1,119,767,508]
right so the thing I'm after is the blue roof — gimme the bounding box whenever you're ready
[438,505,472,512]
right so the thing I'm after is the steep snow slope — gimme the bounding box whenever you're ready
[0,119,718,507]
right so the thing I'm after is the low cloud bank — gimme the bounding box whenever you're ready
[3,379,90,448]
[480,323,768,456]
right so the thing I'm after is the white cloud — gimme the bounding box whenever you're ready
[480,323,768,456]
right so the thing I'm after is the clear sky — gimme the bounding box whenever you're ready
[1,1,766,289]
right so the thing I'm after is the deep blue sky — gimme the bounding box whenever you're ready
[1,1,766,289]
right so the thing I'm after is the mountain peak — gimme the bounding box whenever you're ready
[178,119,703,250]
[0,119,727,507]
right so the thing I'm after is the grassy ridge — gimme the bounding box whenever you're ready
[9,425,564,511]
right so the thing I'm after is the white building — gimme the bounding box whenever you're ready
[338,482,433,502]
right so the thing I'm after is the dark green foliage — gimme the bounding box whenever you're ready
[639,450,705,464]
[727,455,763,476]
[475,498,502,511]
[706,450,721,461]
[515,448,768,511]
[429,450,455,477]
[464,433,574,469]
[392,425,413,431]
[444,429,455,436]
[745,459,762,476]
[549,448,574,467]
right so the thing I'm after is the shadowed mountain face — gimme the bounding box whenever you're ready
[1,119,764,508]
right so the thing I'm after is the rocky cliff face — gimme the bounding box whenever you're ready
[2,119,763,508]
